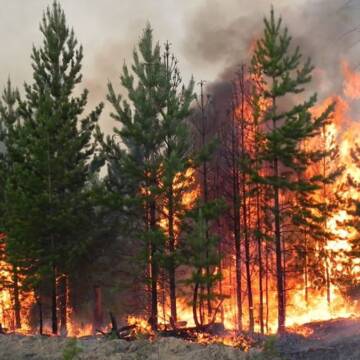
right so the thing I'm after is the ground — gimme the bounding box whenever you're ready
[0,318,359,359]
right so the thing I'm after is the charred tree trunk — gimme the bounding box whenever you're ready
[51,263,58,335]
[242,186,254,333]
[265,240,270,334]
[37,297,43,335]
[59,275,67,335]
[93,285,103,333]
[304,232,309,306]
[199,81,212,319]
[12,266,21,329]
[256,191,264,334]
[149,199,158,331]
[274,158,285,333]
[193,270,201,328]
[282,233,287,322]
[271,91,285,333]
[47,134,57,335]
[326,262,331,305]
[168,184,177,323]
[322,125,331,307]
[230,106,243,332]
[238,67,254,333]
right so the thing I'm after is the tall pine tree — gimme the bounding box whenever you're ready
[251,8,335,333]
[8,1,103,334]
[99,25,194,330]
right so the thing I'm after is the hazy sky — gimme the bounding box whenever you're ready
[0,0,359,132]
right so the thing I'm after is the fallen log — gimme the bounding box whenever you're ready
[159,322,226,340]
[96,313,138,341]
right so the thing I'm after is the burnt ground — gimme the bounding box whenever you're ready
[278,317,360,360]
[0,318,359,359]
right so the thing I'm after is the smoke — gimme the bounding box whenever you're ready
[181,0,360,101]
[1,0,360,133]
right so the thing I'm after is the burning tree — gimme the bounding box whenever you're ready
[250,8,341,333]
[100,24,196,330]
[0,1,103,335]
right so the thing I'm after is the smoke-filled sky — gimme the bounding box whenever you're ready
[0,0,359,132]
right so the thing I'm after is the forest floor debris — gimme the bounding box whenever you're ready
[0,318,359,359]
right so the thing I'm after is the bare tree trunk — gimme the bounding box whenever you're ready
[168,185,177,323]
[51,264,58,335]
[93,285,103,333]
[198,81,212,319]
[37,297,43,335]
[238,66,254,333]
[256,191,264,334]
[270,90,285,333]
[304,233,309,306]
[13,266,21,329]
[265,241,269,334]
[193,272,201,328]
[59,275,67,335]
[229,105,243,332]
[149,199,158,331]
[322,125,331,307]
[326,262,331,305]
[274,159,285,333]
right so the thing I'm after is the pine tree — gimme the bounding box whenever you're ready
[0,79,23,330]
[9,1,103,334]
[99,24,195,330]
[251,7,335,333]
[182,201,224,328]
[157,42,195,324]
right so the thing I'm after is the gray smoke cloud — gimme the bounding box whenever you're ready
[0,0,360,134]
[181,0,360,102]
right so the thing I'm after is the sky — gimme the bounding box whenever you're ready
[0,0,359,133]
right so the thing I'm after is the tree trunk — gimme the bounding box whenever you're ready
[231,107,243,332]
[192,270,201,328]
[13,266,21,329]
[304,233,309,306]
[238,68,254,333]
[93,285,103,333]
[271,91,285,333]
[265,241,269,334]
[37,297,43,335]
[199,81,212,318]
[256,191,264,334]
[168,185,177,323]
[243,192,254,333]
[274,163,285,333]
[51,264,58,335]
[149,199,158,331]
[59,274,67,335]
[326,261,331,305]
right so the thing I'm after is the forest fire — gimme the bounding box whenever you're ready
[0,56,358,344]
[0,4,359,360]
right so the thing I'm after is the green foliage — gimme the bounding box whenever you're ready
[251,7,341,319]
[62,338,83,360]
[182,199,226,322]
[98,24,196,307]
[1,0,103,290]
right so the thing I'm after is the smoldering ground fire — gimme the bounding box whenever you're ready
[0,1,359,354]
